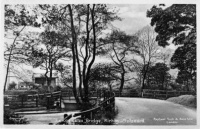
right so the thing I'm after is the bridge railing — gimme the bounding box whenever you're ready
[57,91,115,124]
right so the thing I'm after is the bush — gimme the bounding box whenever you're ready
[4,90,37,95]
[167,95,197,108]
[4,108,29,124]
[9,102,21,109]
[8,82,17,90]
[38,98,47,107]
[4,96,8,104]
[37,85,54,93]
[53,85,61,92]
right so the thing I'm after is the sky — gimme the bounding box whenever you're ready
[110,4,154,34]
[108,4,177,50]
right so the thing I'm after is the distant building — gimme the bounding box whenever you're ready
[32,73,59,86]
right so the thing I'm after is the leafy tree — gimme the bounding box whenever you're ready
[103,30,139,96]
[75,4,120,103]
[147,4,196,91]
[146,63,171,90]
[38,4,120,104]
[28,29,71,91]
[89,63,120,91]
[4,5,40,92]
[55,62,73,88]
[67,4,120,103]
[176,70,194,91]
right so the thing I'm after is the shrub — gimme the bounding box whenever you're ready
[53,85,61,92]
[4,96,8,104]
[4,90,37,95]
[8,82,17,90]
[9,102,21,109]
[4,108,29,124]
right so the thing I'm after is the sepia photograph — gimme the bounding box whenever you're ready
[2,0,198,127]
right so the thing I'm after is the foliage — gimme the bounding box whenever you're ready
[55,63,72,88]
[89,63,119,84]
[144,63,171,90]
[8,81,17,90]
[4,5,40,92]
[53,85,62,91]
[37,85,54,93]
[4,90,37,96]
[27,29,71,88]
[9,102,21,109]
[102,30,139,95]
[147,4,196,91]
[176,70,195,91]
[89,63,120,90]
[5,5,40,31]
[4,108,29,124]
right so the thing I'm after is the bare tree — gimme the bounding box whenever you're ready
[135,26,160,91]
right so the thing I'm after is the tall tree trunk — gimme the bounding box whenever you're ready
[68,4,80,104]
[82,4,90,103]
[119,72,125,97]
[83,4,97,103]
[44,69,50,92]
[49,65,53,92]
[4,45,14,92]
[75,38,84,101]
[161,74,165,90]
[4,26,25,92]
[108,82,112,92]
[141,61,150,90]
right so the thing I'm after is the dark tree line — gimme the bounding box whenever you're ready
[147,4,196,92]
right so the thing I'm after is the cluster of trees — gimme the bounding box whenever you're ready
[4,4,196,107]
[147,4,196,92]
[142,63,171,90]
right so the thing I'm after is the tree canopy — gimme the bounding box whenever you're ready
[147,4,196,91]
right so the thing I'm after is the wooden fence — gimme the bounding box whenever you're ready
[4,91,62,110]
[142,89,196,99]
[114,91,140,97]
[56,90,115,125]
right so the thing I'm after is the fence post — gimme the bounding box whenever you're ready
[21,96,24,108]
[141,89,144,98]
[60,94,62,110]
[47,96,50,110]
[36,95,38,107]
[103,90,105,101]
[166,91,168,99]
[69,91,71,100]
[90,112,93,119]
[178,91,181,96]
